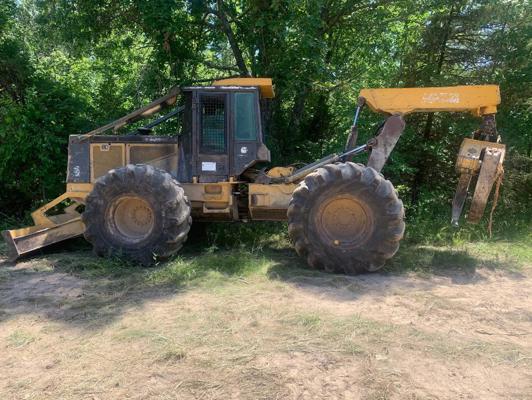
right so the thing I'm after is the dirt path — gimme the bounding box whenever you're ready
[0,254,530,399]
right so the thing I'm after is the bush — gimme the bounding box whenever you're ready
[0,76,89,216]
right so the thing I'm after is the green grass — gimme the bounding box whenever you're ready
[146,248,274,288]
[1,219,530,290]
[7,330,36,348]
[1,222,530,399]
[53,252,143,278]
[272,308,526,365]
[0,213,530,400]
[466,237,532,264]
[156,347,186,363]
[9,237,532,289]
[386,235,531,275]
[289,313,322,330]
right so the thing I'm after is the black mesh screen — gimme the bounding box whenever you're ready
[200,95,226,153]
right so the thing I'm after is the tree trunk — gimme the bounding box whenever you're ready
[216,0,250,77]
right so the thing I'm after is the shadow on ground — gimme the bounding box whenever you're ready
[267,243,526,280]
[0,234,527,330]
[0,237,262,329]
[265,242,528,303]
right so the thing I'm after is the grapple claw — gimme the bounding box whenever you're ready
[453,138,505,225]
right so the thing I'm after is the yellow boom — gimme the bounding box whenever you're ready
[354,84,504,228]
[360,85,500,116]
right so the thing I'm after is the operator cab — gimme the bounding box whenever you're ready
[66,78,273,186]
[178,83,271,183]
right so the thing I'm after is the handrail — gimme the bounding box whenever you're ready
[79,86,180,140]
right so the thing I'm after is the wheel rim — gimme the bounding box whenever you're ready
[315,195,374,248]
[108,196,155,244]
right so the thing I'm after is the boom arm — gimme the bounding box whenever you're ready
[359,85,500,117]
[350,84,504,227]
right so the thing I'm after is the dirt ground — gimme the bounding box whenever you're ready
[0,248,531,400]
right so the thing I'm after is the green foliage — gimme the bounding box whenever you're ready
[0,0,530,239]
[0,76,89,213]
[146,249,272,288]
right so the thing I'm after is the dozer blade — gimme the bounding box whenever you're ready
[1,217,85,262]
[468,147,504,223]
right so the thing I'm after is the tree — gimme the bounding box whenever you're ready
[0,0,529,234]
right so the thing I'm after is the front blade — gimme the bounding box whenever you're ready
[1,218,85,262]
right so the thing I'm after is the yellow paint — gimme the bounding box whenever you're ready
[90,143,126,182]
[66,183,94,193]
[248,183,297,208]
[266,166,296,178]
[3,189,89,260]
[3,217,85,260]
[31,191,89,226]
[181,182,235,202]
[247,183,296,221]
[213,77,275,98]
[455,138,506,174]
[181,182,236,214]
[360,85,500,116]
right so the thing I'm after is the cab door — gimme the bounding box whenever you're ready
[232,90,261,176]
[195,92,230,182]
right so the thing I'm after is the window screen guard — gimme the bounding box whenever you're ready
[200,94,226,154]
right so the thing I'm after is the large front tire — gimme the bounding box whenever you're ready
[287,162,404,274]
[82,164,191,265]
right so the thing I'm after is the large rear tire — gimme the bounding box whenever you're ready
[287,162,404,274]
[82,164,191,265]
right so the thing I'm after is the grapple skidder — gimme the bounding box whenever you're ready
[3,78,505,273]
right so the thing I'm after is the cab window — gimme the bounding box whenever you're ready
[234,92,258,141]
[200,94,226,153]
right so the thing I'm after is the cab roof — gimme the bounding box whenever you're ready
[213,77,274,98]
